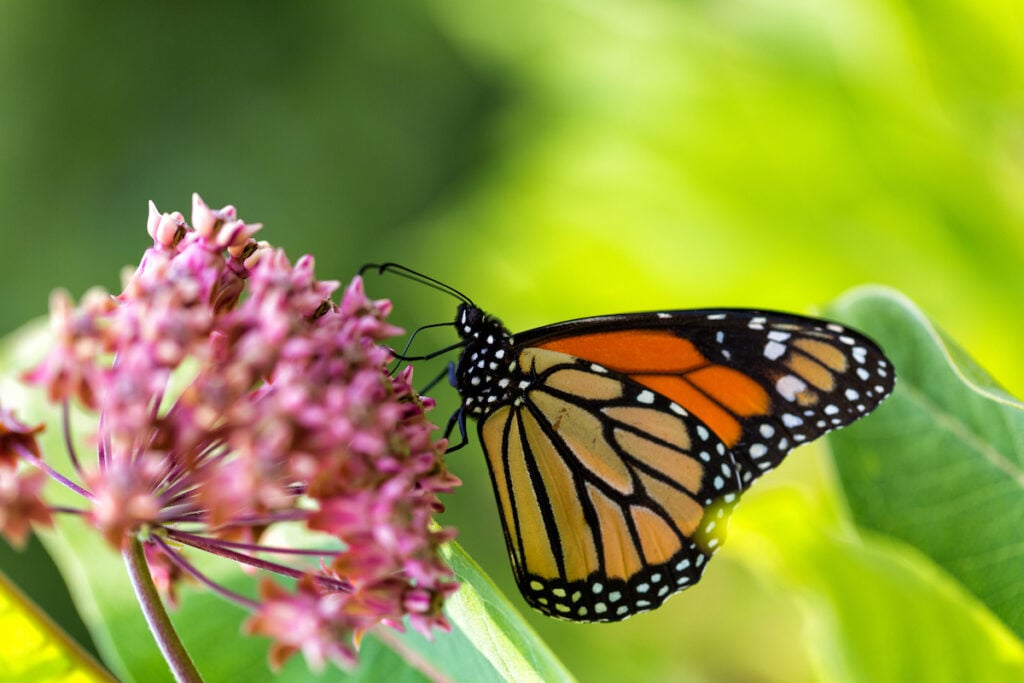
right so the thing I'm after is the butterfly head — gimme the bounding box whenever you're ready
[454,303,516,418]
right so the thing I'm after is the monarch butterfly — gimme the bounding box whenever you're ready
[365,265,895,622]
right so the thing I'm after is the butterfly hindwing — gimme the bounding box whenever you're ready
[477,346,740,621]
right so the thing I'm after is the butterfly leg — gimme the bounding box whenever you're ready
[418,361,456,396]
[442,406,468,453]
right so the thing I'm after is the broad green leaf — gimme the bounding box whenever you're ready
[826,287,1024,640]
[2,320,571,682]
[0,571,113,683]
[388,542,575,683]
[730,485,1024,683]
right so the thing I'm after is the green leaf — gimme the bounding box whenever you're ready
[2,320,571,682]
[41,524,572,682]
[729,485,1024,683]
[387,542,575,683]
[0,571,114,683]
[825,287,1024,640]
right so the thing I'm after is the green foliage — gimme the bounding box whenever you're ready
[828,287,1024,641]
[731,485,1024,683]
[2,0,1024,680]
[0,572,112,683]
[39,515,571,682]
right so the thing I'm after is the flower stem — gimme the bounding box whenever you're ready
[122,535,203,682]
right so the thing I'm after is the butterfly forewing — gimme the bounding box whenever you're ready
[453,304,894,622]
[518,309,895,487]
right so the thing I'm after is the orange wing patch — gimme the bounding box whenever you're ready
[793,337,848,372]
[521,409,600,581]
[635,470,704,537]
[544,367,625,401]
[586,483,641,581]
[481,409,556,576]
[535,332,771,448]
[530,391,634,494]
[537,330,707,373]
[686,366,770,417]
[611,427,701,492]
[603,406,691,451]
[784,353,835,392]
[630,505,680,566]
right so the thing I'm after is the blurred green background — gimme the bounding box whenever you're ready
[1,1,1022,681]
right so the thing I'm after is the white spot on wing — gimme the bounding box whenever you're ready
[782,413,803,427]
[776,375,808,401]
[764,341,787,360]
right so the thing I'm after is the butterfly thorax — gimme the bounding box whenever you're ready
[454,304,517,418]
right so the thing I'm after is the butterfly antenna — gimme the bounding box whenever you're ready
[360,262,475,307]
[387,320,461,375]
[391,339,467,362]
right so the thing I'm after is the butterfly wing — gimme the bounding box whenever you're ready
[468,307,894,621]
[516,308,895,486]
[477,346,741,621]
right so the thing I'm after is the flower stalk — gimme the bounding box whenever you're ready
[123,534,202,683]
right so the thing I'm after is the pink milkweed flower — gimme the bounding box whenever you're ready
[8,194,461,674]
[0,407,52,548]
[0,465,52,549]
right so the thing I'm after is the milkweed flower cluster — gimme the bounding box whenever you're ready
[2,194,460,672]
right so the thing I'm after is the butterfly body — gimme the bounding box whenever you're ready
[453,304,516,418]
[450,302,894,622]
